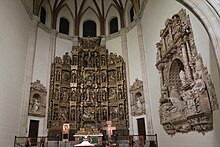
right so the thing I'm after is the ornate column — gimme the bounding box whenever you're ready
[120,28,133,134]
[136,18,154,134]
[43,29,57,135]
[181,43,192,81]
[19,15,40,136]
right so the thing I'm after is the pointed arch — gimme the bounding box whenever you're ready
[83,20,97,37]
[109,17,119,34]
[57,4,74,35]
[105,4,121,35]
[80,6,100,36]
[39,0,52,27]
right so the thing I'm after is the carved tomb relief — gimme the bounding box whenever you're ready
[155,9,218,135]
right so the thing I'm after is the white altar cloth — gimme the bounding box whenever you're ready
[74,140,94,146]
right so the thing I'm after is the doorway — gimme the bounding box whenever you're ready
[28,120,39,145]
[137,118,146,139]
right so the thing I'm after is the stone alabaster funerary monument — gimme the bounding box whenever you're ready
[156,9,219,135]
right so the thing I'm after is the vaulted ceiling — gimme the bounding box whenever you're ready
[24,0,144,35]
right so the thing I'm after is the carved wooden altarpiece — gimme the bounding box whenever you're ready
[155,9,218,135]
[47,37,128,140]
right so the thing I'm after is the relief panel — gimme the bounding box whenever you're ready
[155,9,219,135]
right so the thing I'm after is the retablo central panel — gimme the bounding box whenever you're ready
[47,37,128,140]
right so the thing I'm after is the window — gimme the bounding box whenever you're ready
[109,17,118,34]
[59,17,69,35]
[130,6,135,23]
[40,7,46,24]
[83,20,96,37]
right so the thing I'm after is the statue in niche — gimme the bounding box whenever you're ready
[71,72,77,83]
[96,56,100,67]
[71,108,75,121]
[109,71,116,83]
[166,34,172,47]
[55,88,60,100]
[84,52,91,67]
[172,14,182,39]
[55,57,62,64]
[109,88,116,100]
[70,89,76,100]
[136,97,143,113]
[63,52,71,65]
[179,70,186,85]
[61,90,68,101]
[102,108,107,120]
[130,79,146,116]
[101,71,106,83]
[96,107,100,121]
[110,107,118,120]
[101,56,106,66]
[53,108,58,120]
[28,80,46,117]
[72,55,78,65]
[102,88,107,101]
[32,95,40,112]
[62,71,70,83]
[84,87,94,105]
[190,72,206,113]
[161,84,168,99]
[56,70,61,81]
[118,87,122,100]
[60,109,68,121]
[119,105,124,119]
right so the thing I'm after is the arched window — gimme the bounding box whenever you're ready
[40,7,46,24]
[130,6,135,23]
[59,17,69,35]
[83,20,96,37]
[109,17,118,34]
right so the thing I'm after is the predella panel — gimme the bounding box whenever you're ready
[155,9,219,135]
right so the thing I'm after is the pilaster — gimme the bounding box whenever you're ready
[43,29,58,135]
[120,28,133,134]
[19,15,40,136]
[136,19,154,135]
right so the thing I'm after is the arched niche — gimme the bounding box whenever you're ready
[28,80,47,117]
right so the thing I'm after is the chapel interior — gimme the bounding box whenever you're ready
[1,0,220,147]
